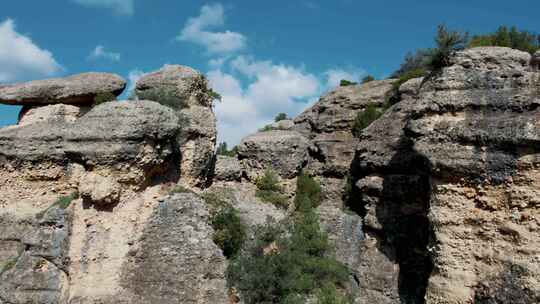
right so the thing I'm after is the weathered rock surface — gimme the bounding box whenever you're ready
[135,64,217,187]
[119,193,228,304]
[0,100,179,184]
[18,104,88,126]
[294,79,396,176]
[79,172,121,205]
[0,204,72,304]
[213,155,242,182]
[268,119,295,130]
[352,47,540,303]
[238,130,309,180]
[0,73,126,105]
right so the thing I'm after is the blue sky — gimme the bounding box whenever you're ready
[1,0,539,144]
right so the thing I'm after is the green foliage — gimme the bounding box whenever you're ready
[294,173,322,213]
[391,49,432,78]
[212,207,247,258]
[426,24,468,70]
[216,142,238,157]
[258,125,274,132]
[274,112,288,122]
[256,190,289,209]
[339,80,357,86]
[316,283,351,304]
[361,75,375,84]
[170,185,194,194]
[468,26,540,54]
[227,174,349,303]
[256,169,282,192]
[36,193,77,219]
[351,104,383,138]
[136,87,188,110]
[208,88,222,101]
[93,92,116,106]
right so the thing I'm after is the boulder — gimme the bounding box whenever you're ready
[268,119,294,130]
[79,172,121,205]
[135,64,217,187]
[238,130,309,179]
[0,72,126,105]
[17,104,87,126]
[135,64,213,108]
[213,155,242,181]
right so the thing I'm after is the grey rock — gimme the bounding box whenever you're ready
[0,72,126,105]
[135,64,213,108]
[120,193,228,304]
[213,155,242,181]
[268,119,294,130]
[238,130,309,179]
[0,205,72,304]
[0,100,180,185]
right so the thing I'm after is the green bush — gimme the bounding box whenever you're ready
[256,169,282,192]
[256,190,289,209]
[316,283,351,304]
[212,207,247,258]
[391,49,432,78]
[208,89,222,101]
[339,80,357,86]
[274,113,288,122]
[351,104,383,138]
[227,174,349,303]
[361,75,375,84]
[216,142,238,157]
[469,26,540,54]
[36,193,77,219]
[93,92,116,106]
[294,173,322,212]
[426,24,468,70]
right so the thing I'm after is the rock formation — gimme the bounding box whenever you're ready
[1,47,539,304]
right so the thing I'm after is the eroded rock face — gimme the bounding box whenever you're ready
[238,130,309,180]
[294,79,396,177]
[18,104,88,126]
[119,193,228,304]
[79,172,121,205]
[135,64,217,187]
[352,47,540,303]
[0,100,179,184]
[0,73,126,105]
[214,155,242,182]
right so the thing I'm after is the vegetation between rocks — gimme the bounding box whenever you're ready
[93,92,117,106]
[469,25,540,54]
[274,112,288,122]
[339,79,357,86]
[255,169,288,209]
[227,173,350,303]
[351,104,383,137]
[361,75,375,84]
[36,193,78,219]
[216,142,238,157]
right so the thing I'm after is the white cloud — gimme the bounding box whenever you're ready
[0,19,62,83]
[88,45,121,61]
[177,3,246,54]
[324,68,366,88]
[208,57,321,145]
[73,0,134,15]
[126,69,146,95]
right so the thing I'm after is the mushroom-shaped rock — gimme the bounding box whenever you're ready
[135,64,213,108]
[79,172,121,205]
[0,73,126,105]
[238,130,309,179]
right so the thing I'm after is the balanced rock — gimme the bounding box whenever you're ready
[238,130,309,179]
[135,64,217,187]
[0,72,126,105]
[135,64,213,108]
